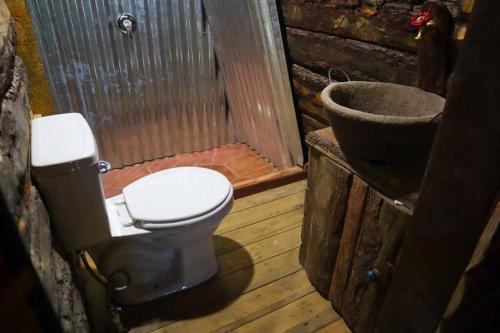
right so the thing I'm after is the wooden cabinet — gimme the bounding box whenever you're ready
[300,128,413,332]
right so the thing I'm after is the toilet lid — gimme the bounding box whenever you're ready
[122,167,232,223]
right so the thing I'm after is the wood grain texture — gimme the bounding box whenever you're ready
[300,147,352,296]
[376,2,500,330]
[354,201,411,333]
[280,0,417,52]
[329,176,369,310]
[291,64,330,125]
[286,27,417,86]
[339,189,384,327]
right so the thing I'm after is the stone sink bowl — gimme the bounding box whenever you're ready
[321,81,446,162]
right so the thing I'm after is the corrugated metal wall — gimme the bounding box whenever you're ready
[27,0,234,167]
[203,0,303,169]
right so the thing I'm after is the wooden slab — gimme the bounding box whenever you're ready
[330,175,369,310]
[281,0,416,52]
[214,208,303,254]
[286,27,417,86]
[218,191,305,234]
[300,147,352,296]
[217,226,302,277]
[231,292,337,333]
[156,270,315,333]
[231,180,306,214]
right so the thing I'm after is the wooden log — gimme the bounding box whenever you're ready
[440,201,500,332]
[339,189,384,327]
[376,1,500,331]
[329,175,369,310]
[301,114,327,135]
[355,201,412,333]
[416,1,454,95]
[291,64,330,124]
[286,27,417,85]
[300,146,352,296]
[280,0,417,52]
[335,194,411,331]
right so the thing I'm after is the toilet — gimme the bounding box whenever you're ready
[31,113,233,305]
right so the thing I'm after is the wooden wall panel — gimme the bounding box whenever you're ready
[286,27,417,85]
[300,146,352,296]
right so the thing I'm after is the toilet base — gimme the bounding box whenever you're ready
[96,190,233,305]
[94,229,220,305]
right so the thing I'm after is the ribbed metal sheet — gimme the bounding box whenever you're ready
[203,0,303,168]
[27,0,234,167]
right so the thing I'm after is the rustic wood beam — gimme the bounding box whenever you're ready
[280,0,417,52]
[285,27,417,86]
[376,1,500,331]
[291,64,330,125]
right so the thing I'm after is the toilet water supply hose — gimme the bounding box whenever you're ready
[79,250,127,332]
[79,250,108,286]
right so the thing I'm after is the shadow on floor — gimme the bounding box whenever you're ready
[81,236,254,332]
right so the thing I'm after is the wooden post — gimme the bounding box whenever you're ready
[377,1,500,331]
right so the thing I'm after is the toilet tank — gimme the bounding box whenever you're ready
[31,113,111,252]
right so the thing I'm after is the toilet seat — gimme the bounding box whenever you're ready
[122,167,232,224]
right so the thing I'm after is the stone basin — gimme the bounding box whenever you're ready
[321,81,446,162]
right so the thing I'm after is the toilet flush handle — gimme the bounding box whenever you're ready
[99,160,112,174]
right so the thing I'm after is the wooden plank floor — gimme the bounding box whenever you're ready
[124,180,350,333]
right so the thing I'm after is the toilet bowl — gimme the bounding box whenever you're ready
[31,113,233,305]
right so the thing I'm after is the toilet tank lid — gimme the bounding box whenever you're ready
[123,167,232,223]
[31,113,98,177]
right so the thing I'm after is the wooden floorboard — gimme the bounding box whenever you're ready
[126,180,349,333]
[217,191,305,234]
[231,180,307,213]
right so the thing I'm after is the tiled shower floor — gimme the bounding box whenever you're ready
[102,143,283,198]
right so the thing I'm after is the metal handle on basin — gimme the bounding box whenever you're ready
[98,160,112,174]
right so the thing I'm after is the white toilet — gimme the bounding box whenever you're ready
[31,113,233,305]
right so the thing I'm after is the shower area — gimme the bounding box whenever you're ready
[26,0,303,195]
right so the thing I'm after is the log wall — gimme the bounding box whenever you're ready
[0,3,88,332]
[279,0,474,135]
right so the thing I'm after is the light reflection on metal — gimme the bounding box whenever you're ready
[203,0,303,168]
[26,0,234,167]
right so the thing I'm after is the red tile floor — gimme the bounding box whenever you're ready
[102,143,305,198]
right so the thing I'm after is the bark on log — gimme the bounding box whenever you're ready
[300,146,352,296]
[339,189,384,327]
[329,175,369,310]
[280,0,417,52]
[304,128,414,331]
[291,64,330,125]
[0,6,89,330]
[354,201,412,333]
[286,27,417,85]
[301,113,327,135]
